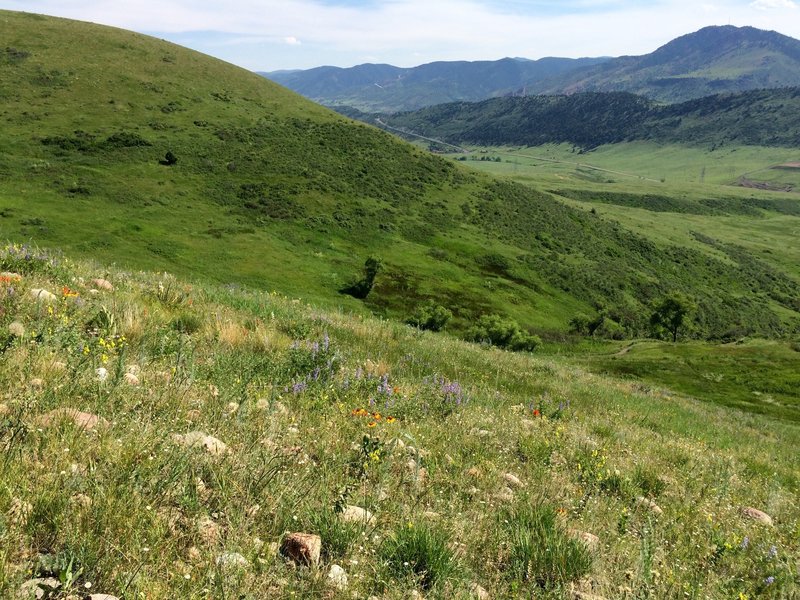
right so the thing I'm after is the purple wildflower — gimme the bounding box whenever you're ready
[767,545,778,559]
[764,576,775,586]
[740,536,749,550]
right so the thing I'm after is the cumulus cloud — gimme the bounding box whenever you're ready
[284,36,301,45]
[750,0,796,9]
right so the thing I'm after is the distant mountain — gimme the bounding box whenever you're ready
[263,25,800,110]
[261,56,608,112]
[529,25,800,102]
[374,88,800,149]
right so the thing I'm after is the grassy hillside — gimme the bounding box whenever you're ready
[0,246,798,598]
[376,88,800,150]
[1,10,799,345]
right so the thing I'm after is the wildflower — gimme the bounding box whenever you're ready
[740,536,749,550]
[532,409,541,417]
[767,545,778,559]
[367,421,377,428]
[371,412,382,421]
[386,416,397,424]
[96,367,108,382]
[764,576,775,586]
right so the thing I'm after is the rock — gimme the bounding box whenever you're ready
[173,431,228,455]
[29,378,44,389]
[570,529,600,551]
[197,516,221,545]
[340,505,375,526]
[8,321,24,337]
[496,486,515,502]
[96,367,109,382]
[572,592,608,600]
[635,496,663,516]
[327,564,348,590]
[215,551,248,570]
[741,507,773,525]
[423,511,440,520]
[91,278,114,291]
[123,372,140,386]
[37,408,108,431]
[280,532,321,566]
[70,493,93,509]
[186,546,202,563]
[29,288,56,303]
[503,473,524,488]
[16,578,60,599]
[88,595,121,600]
[470,582,490,599]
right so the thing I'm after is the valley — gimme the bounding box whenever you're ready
[0,9,798,600]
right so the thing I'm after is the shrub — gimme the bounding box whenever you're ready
[501,504,592,589]
[380,523,458,591]
[407,301,452,332]
[468,314,540,352]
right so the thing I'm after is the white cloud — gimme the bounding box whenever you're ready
[750,0,796,9]
[3,0,800,70]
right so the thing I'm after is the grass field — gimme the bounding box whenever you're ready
[0,246,798,599]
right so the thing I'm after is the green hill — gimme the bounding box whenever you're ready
[373,88,800,150]
[1,10,800,346]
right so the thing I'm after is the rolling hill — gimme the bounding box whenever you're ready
[370,87,800,149]
[1,10,800,346]
[266,25,800,111]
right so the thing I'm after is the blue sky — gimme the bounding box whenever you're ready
[3,0,799,70]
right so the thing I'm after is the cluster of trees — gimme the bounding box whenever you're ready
[570,294,696,342]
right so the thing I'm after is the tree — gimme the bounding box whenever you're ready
[650,294,694,342]
[340,256,382,299]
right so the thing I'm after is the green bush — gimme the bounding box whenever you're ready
[501,504,592,589]
[407,301,452,332]
[468,314,540,352]
[380,523,459,591]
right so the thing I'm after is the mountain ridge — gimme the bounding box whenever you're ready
[264,25,800,110]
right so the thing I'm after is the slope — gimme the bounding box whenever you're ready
[375,88,800,149]
[0,247,798,598]
[1,10,800,343]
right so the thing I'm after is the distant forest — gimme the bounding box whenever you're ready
[362,88,800,149]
